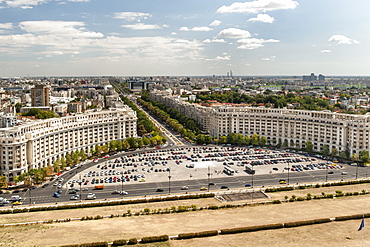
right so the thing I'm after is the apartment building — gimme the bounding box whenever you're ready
[150,91,370,156]
[0,107,137,182]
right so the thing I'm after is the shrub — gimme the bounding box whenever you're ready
[296,197,305,201]
[272,200,281,204]
[315,184,321,188]
[79,242,108,247]
[335,214,363,221]
[208,205,219,210]
[284,220,315,228]
[141,235,169,243]
[354,192,359,195]
[326,194,334,198]
[112,239,127,246]
[314,218,331,224]
[127,238,137,245]
[298,185,306,190]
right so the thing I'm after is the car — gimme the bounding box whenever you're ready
[12,201,22,205]
[70,195,80,200]
[57,184,62,189]
[272,167,278,171]
[42,183,49,188]
[53,192,60,198]
[279,180,287,184]
[200,187,208,191]
[82,188,89,191]
[57,189,63,194]
[220,186,228,189]
[86,193,96,200]
[12,190,20,193]
[181,186,189,190]
[208,182,215,186]
[245,183,252,187]
[156,188,164,192]
[120,191,128,195]
[53,182,59,186]
[341,171,347,175]
[111,190,120,194]
[328,171,334,174]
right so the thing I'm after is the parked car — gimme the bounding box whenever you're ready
[156,188,164,192]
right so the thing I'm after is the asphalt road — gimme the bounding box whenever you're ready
[3,158,367,206]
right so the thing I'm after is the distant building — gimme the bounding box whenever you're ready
[302,73,317,82]
[67,102,82,113]
[0,114,17,128]
[128,80,147,91]
[318,74,325,82]
[31,84,50,106]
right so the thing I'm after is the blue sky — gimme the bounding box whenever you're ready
[0,0,369,77]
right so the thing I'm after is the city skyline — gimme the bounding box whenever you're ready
[0,0,369,77]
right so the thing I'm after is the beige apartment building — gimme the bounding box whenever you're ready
[150,91,369,156]
[0,107,137,182]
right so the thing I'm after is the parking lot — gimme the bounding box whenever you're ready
[63,146,339,192]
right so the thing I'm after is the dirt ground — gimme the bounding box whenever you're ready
[1,184,370,247]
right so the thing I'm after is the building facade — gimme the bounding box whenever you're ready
[31,84,51,106]
[0,107,137,182]
[150,91,370,156]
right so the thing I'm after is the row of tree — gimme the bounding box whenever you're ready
[194,91,331,111]
[140,93,200,133]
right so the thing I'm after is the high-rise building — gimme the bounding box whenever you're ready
[31,84,50,106]
[318,74,325,82]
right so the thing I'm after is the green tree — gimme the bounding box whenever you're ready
[260,136,267,146]
[244,135,250,145]
[0,175,7,188]
[359,150,369,163]
[305,140,314,152]
[220,136,227,144]
[321,145,330,155]
[331,147,338,157]
[351,153,359,163]
[227,133,237,145]
[251,133,259,146]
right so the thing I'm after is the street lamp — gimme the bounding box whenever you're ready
[356,163,359,180]
[79,174,82,201]
[325,162,329,182]
[251,164,254,188]
[207,164,211,192]
[168,169,171,195]
[28,176,32,205]
[287,161,290,185]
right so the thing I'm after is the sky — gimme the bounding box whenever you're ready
[0,0,369,77]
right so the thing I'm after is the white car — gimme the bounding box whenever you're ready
[53,182,59,186]
[86,193,96,200]
[70,195,80,200]
[57,184,62,189]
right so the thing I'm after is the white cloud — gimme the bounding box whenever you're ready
[217,0,299,14]
[248,14,275,23]
[328,35,359,45]
[0,23,13,29]
[203,38,226,43]
[321,49,331,53]
[171,32,177,35]
[262,55,276,60]
[19,21,104,38]
[218,28,251,39]
[179,26,213,32]
[210,20,222,26]
[206,55,231,61]
[5,0,50,8]
[68,0,90,2]
[114,12,152,22]
[121,23,162,30]
[237,38,279,49]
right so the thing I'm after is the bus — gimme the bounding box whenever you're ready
[224,166,235,175]
[245,164,255,175]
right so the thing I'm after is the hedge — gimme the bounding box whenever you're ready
[127,238,138,245]
[178,230,218,239]
[140,235,169,243]
[284,220,316,228]
[0,193,215,215]
[79,242,108,247]
[220,223,284,235]
[335,214,364,221]
[112,239,127,246]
